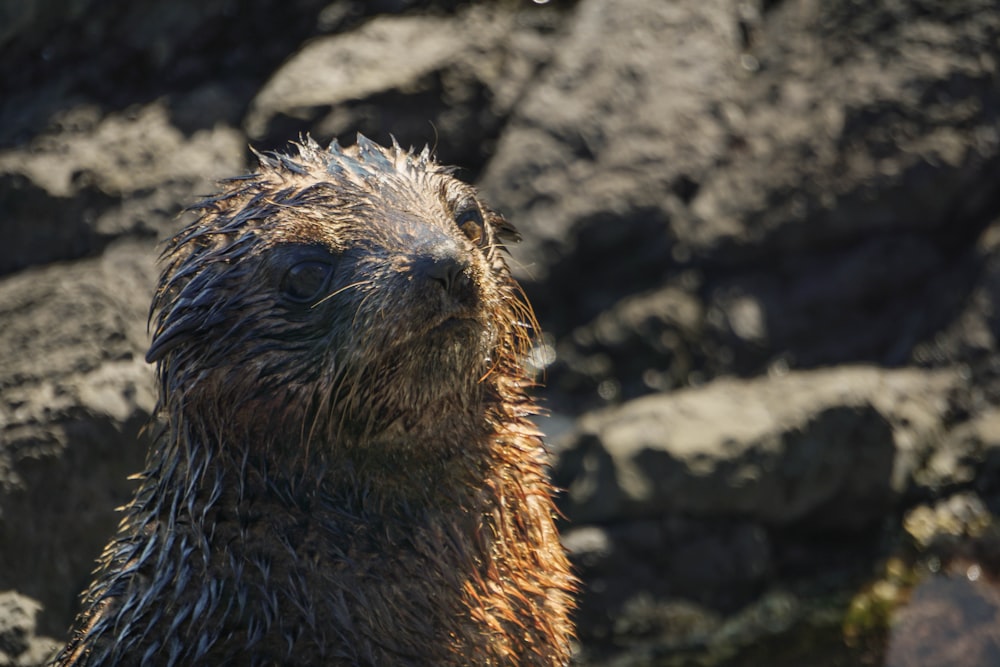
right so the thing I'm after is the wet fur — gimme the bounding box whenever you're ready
[54,137,575,666]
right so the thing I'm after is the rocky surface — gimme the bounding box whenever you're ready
[0,592,59,667]
[0,240,157,635]
[0,102,244,274]
[885,568,1000,667]
[243,3,558,168]
[553,366,957,529]
[2,0,1000,664]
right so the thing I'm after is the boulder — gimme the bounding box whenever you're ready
[885,568,1000,667]
[244,3,561,169]
[0,591,59,667]
[564,517,771,641]
[553,366,958,530]
[549,281,705,407]
[0,101,244,275]
[480,0,1000,377]
[480,0,738,326]
[917,410,1000,495]
[0,240,157,636]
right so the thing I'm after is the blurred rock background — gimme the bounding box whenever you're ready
[1,0,999,665]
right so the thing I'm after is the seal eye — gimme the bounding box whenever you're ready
[282,261,333,303]
[454,203,486,247]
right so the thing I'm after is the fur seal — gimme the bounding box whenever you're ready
[54,136,575,666]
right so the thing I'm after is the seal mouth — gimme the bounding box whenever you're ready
[431,314,478,333]
[378,312,480,355]
[424,314,483,348]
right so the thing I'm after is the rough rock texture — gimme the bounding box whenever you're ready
[244,4,559,169]
[0,241,157,636]
[481,0,1000,399]
[917,410,1000,495]
[554,366,961,648]
[553,366,958,529]
[0,103,244,276]
[563,517,773,647]
[885,568,1000,667]
[0,592,59,667]
[2,0,1000,664]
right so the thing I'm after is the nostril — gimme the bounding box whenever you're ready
[413,253,473,301]
[425,256,468,295]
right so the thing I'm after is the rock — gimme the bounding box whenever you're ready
[0,591,59,667]
[0,240,157,636]
[565,517,771,643]
[0,0,333,146]
[917,410,1000,495]
[0,102,245,275]
[553,366,958,530]
[917,219,1000,378]
[551,282,705,407]
[480,0,737,326]
[688,0,1000,262]
[903,493,995,552]
[573,587,805,667]
[885,567,1000,667]
[702,233,974,373]
[244,3,561,169]
[480,0,1000,376]
[0,592,36,662]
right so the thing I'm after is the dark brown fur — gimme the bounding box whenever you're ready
[54,136,575,666]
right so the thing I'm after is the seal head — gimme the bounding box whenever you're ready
[55,136,574,666]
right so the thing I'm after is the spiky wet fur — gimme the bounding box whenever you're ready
[54,136,575,666]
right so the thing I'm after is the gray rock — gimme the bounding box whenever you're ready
[702,232,971,372]
[0,0,90,52]
[553,366,958,530]
[688,1,1000,261]
[551,281,706,406]
[885,569,1000,667]
[0,591,59,667]
[564,516,771,652]
[481,0,736,319]
[918,411,1000,495]
[0,240,157,636]
[0,0,338,150]
[0,101,245,275]
[0,592,36,662]
[916,220,1000,369]
[245,4,560,168]
[481,0,1000,371]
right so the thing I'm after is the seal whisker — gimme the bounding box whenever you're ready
[312,279,372,308]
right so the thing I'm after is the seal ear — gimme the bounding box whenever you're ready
[490,212,521,244]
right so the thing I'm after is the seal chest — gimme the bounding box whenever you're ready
[54,136,575,666]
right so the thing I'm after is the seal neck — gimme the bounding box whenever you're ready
[145,398,513,519]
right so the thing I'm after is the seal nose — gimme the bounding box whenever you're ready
[423,254,471,297]
[409,233,476,306]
